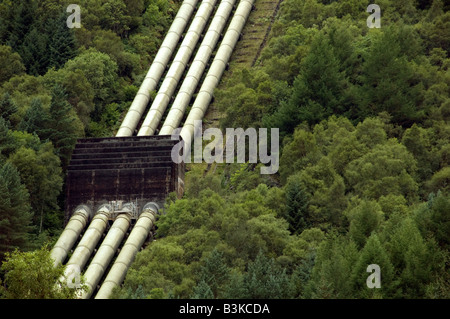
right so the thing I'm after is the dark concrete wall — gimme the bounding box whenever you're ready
[65,136,185,223]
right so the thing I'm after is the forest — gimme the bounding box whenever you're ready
[0,0,449,299]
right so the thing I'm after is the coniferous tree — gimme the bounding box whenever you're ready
[1,1,75,76]
[0,162,33,260]
[402,124,438,185]
[348,200,384,249]
[264,33,346,133]
[304,236,359,299]
[387,216,440,298]
[0,45,26,84]
[0,117,17,158]
[291,250,316,298]
[4,0,51,76]
[2,0,38,52]
[242,250,294,299]
[222,270,247,299]
[358,26,422,126]
[46,85,83,169]
[0,92,18,126]
[9,143,63,234]
[46,13,76,71]
[19,27,49,76]
[18,98,50,138]
[422,193,450,249]
[191,280,214,299]
[285,174,311,234]
[197,248,230,298]
[352,234,397,298]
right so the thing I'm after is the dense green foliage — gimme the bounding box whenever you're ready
[0,0,180,257]
[113,0,449,299]
[114,118,449,299]
[0,0,181,296]
[0,0,448,299]
[0,245,88,298]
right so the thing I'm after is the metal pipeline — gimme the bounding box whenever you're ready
[94,203,159,299]
[80,213,132,299]
[63,205,110,274]
[116,0,199,137]
[51,205,92,267]
[137,0,217,137]
[59,0,254,300]
[159,0,236,135]
[179,0,255,147]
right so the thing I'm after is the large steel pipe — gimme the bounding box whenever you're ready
[94,203,159,299]
[159,0,236,135]
[51,205,92,267]
[116,0,199,137]
[80,213,131,299]
[137,0,217,137]
[180,0,255,147]
[63,205,110,274]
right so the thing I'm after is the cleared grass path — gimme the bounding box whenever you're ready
[204,0,283,128]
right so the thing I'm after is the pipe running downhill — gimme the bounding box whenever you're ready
[63,205,110,275]
[159,0,236,135]
[50,205,92,267]
[80,213,131,299]
[95,203,159,299]
[116,0,199,137]
[137,0,217,137]
[179,0,255,148]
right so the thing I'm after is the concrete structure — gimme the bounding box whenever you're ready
[64,136,184,222]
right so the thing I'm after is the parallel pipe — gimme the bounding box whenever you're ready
[80,213,131,299]
[63,205,110,274]
[51,205,92,267]
[94,203,159,299]
[116,0,199,137]
[159,0,236,135]
[179,0,255,147]
[137,0,217,137]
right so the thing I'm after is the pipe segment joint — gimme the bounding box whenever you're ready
[64,208,109,274]
[137,0,217,137]
[51,205,92,267]
[116,0,200,137]
[80,212,132,299]
[179,0,256,147]
[94,203,159,299]
[96,203,112,216]
[159,0,236,136]
[73,204,93,220]
[141,202,160,217]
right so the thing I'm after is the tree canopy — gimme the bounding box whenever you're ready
[0,0,448,300]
